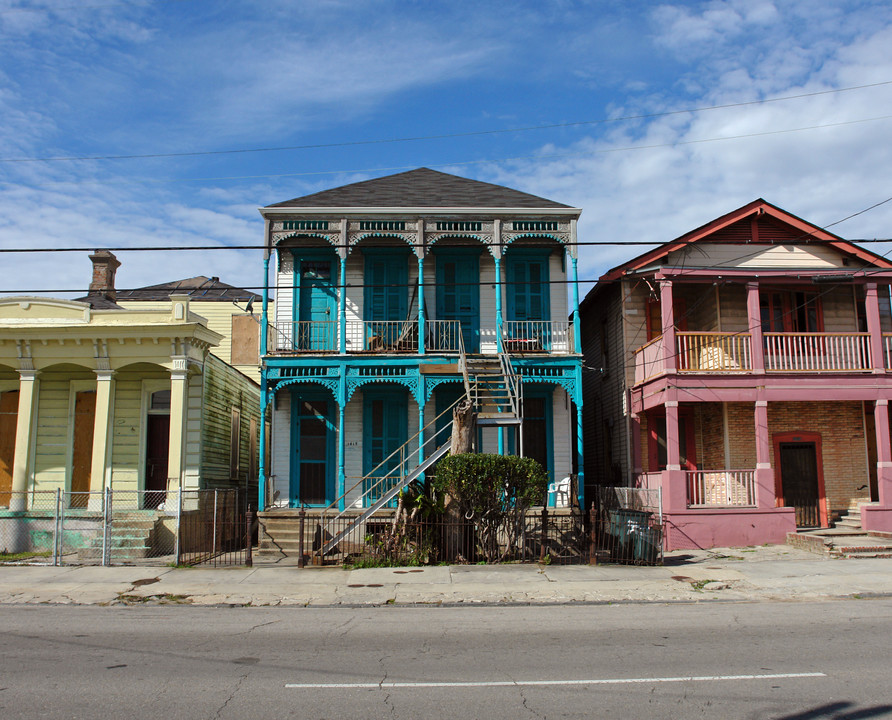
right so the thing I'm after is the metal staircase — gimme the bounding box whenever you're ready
[315,342,524,559]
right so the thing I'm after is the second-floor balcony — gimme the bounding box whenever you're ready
[268,319,575,356]
[635,331,884,384]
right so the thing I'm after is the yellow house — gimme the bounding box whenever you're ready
[0,255,261,527]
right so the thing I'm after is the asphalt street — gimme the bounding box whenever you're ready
[2,600,891,719]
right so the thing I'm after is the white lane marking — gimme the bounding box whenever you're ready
[286,672,825,689]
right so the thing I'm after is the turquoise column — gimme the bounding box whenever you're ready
[495,255,505,455]
[338,376,347,511]
[571,256,582,355]
[258,254,270,511]
[417,400,425,483]
[575,365,584,508]
[339,257,347,354]
[417,257,425,354]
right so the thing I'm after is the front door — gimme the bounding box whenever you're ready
[145,414,170,509]
[364,390,408,506]
[436,253,480,353]
[70,391,96,508]
[297,259,337,350]
[0,390,18,507]
[506,252,550,350]
[778,442,822,528]
[291,394,335,506]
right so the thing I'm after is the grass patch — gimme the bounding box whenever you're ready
[0,550,51,563]
[690,579,717,591]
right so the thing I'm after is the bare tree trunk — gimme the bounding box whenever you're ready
[444,399,477,562]
[450,399,476,455]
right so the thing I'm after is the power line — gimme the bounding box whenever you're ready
[3,81,891,165]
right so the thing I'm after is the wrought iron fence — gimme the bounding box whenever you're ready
[588,486,664,565]
[0,489,253,567]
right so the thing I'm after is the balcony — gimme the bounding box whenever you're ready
[268,319,574,355]
[634,331,879,383]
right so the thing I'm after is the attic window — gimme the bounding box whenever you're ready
[359,220,405,231]
[436,221,482,232]
[283,220,329,231]
[513,221,558,232]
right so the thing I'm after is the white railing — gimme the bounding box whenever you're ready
[270,321,337,352]
[764,332,871,372]
[677,332,752,372]
[884,334,892,369]
[687,470,755,507]
[502,320,572,354]
[633,335,666,384]
[427,320,463,353]
[344,320,417,353]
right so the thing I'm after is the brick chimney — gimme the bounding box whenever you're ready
[88,250,121,302]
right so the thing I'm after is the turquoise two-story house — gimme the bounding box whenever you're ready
[256,168,584,524]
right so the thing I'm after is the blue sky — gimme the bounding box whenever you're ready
[1,0,891,298]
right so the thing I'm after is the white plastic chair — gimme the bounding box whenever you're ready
[548,476,572,507]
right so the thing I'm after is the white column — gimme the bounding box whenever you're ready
[167,364,188,494]
[9,370,39,511]
[89,369,115,503]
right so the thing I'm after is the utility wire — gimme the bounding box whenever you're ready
[2,81,890,164]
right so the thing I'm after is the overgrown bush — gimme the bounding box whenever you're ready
[431,454,549,562]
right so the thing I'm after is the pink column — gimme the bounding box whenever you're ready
[663,398,687,511]
[660,280,676,373]
[753,398,775,508]
[874,399,892,506]
[746,282,765,374]
[864,283,886,373]
[630,413,642,481]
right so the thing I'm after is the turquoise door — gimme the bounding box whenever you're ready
[296,257,337,350]
[363,389,408,506]
[506,252,551,350]
[364,252,408,349]
[436,252,480,352]
[290,392,335,507]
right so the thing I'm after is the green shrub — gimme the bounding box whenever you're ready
[431,454,548,561]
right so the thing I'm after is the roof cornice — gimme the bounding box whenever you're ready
[259,206,581,217]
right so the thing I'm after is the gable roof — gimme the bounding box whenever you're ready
[87,276,260,303]
[599,198,892,282]
[265,167,574,210]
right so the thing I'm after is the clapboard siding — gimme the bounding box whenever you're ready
[665,242,863,269]
[200,354,261,492]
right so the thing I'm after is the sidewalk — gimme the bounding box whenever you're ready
[1,545,891,607]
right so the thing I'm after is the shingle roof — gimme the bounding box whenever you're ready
[79,294,124,310]
[266,168,573,210]
[81,276,260,303]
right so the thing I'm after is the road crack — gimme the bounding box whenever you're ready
[212,670,250,719]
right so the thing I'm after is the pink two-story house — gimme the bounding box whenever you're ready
[582,199,892,550]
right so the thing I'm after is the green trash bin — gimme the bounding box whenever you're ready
[632,526,660,564]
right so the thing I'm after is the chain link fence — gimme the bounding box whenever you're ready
[1,489,253,567]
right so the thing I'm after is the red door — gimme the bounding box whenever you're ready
[0,391,18,507]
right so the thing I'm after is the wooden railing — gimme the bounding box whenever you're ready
[763,332,871,372]
[344,320,418,353]
[687,470,755,507]
[427,320,463,353]
[502,320,572,354]
[633,335,666,384]
[676,332,752,372]
[270,321,337,352]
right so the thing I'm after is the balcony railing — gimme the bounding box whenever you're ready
[677,332,752,372]
[634,330,877,383]
[502,321,573,354]
[426,320,463,353]
[270,321,337,353]
[763,332,871,372]
[687,470,755,507]
[344,320,418,353]
[883,334,892,369]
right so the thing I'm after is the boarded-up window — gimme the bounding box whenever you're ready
[230,407,241,480]
[231,314,260,365]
